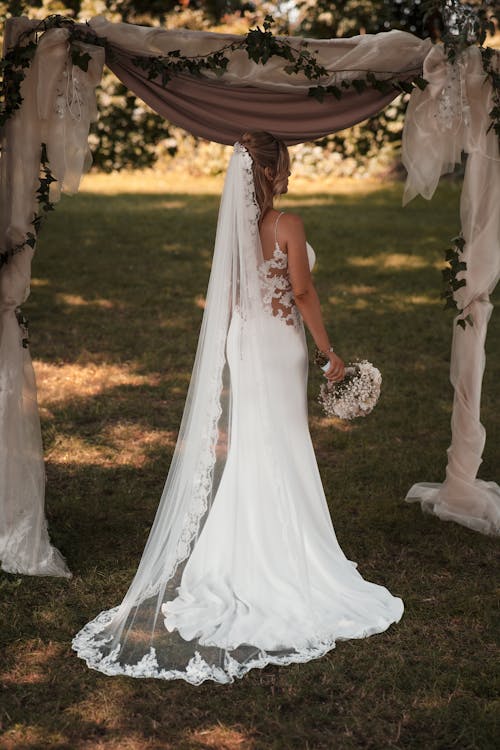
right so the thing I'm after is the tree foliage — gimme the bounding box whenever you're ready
[297,0,431,39]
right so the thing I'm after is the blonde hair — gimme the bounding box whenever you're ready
[239,131,290,219]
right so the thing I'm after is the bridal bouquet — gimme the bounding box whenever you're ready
[318,360,382,420]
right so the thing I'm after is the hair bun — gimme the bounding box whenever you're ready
[236,131,290,218]
[239,132,252,146]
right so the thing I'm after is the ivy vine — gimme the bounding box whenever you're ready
[441,233,472,329]
[0,143,56,269]
[423,1,500,153]
[424,0,499,63]
[0,15,105,274]
[130,14,429,105]
[0,5,499,338]
[0,142,56,348]
[0,11,434,286]
[424,1,499,328]
[0,14,107,129]
[2,10,498,139]
[481,46,500,141]
[0,34,37,128]
[15,306,29,348]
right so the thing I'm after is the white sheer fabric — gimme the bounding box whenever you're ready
[0,23,103,575]
[72,145,403,683]
[402,45,500,535]
[89,17,431,93]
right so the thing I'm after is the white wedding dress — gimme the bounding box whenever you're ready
[162,227,403,652]
[73,145,403,684]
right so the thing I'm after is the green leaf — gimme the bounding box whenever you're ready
[327,85,342,100]
[308,86,325,103]
[263,14,274,31]
[441,268,452,281]
[398,80,414,94]
[71,49,92,73]
[444,296,458,310]
[352,79,367,94]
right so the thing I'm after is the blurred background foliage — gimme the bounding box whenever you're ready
[0,1,498,177]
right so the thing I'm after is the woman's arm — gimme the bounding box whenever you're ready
[281,213,344,382]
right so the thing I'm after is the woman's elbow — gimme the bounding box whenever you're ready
[294,284,314,304]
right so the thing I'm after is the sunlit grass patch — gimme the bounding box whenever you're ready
[189,723,255,749]
[347,252,430,270]
[0,641,63,687]
[55,293,117,309]
[35,361,159,407]
[45,424,176,468]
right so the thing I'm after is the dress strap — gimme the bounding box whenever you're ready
[274,212,285,246]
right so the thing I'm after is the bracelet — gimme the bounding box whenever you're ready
[314,346,333,367]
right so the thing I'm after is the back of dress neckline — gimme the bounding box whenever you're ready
[274,211,285,247]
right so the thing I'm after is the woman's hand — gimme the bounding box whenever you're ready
[324,351,345,382]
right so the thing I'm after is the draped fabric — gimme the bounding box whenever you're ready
[0,22,104,575]
[402,45,500,535]
[89,17,431,145]
[105,59,397,146]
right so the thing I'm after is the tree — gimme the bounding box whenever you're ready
[296,0,430,39]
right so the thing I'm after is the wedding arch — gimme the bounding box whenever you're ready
[0,12,499,577]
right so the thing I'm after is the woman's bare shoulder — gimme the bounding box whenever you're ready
[279,212,304,232]
[280,212,306,247]
[280,211,303,225]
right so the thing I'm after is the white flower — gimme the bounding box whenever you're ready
[318,360,381,420]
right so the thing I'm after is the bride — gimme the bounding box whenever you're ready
[73,131,403,684]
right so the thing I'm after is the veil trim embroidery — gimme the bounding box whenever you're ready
[72,600,397,684]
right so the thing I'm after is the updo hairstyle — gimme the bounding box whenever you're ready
[239,131,290,219]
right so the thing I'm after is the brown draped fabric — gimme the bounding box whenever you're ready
[106,47,399,145]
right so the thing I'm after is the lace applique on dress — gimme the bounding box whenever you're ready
[259,211,301,327]
[259,244,301,327]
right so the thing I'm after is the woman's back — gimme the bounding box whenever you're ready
[259,208,285,261]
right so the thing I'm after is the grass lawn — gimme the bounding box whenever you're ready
[0,172,498,750]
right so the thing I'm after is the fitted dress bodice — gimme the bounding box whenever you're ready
[259,240,316,327]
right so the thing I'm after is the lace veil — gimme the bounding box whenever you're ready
[72,143,299,683]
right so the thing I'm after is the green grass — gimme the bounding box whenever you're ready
[0,174,498,750]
